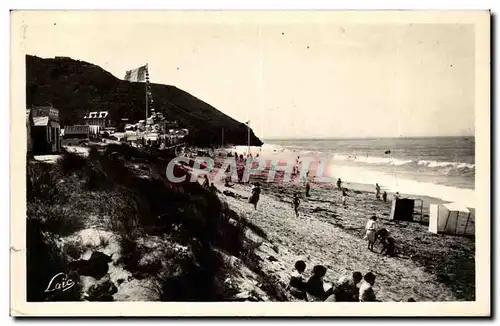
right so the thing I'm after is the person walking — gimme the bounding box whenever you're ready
[292,193,301,217]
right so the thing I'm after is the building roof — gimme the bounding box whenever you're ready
[33,116,49,126]
[65,125,90,135]
[31,106,59,121]
[84,111,109,119]
[443,202,470,213]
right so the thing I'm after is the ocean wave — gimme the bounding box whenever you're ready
[330,154,475,171]
[333,154,414,166]
[417,160,475,169]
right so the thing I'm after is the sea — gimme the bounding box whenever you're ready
[238,137,475,207]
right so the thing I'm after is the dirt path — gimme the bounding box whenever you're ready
[216,182,460,302]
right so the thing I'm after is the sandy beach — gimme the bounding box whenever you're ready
[212,162,475,301]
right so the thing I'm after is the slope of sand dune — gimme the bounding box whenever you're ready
[213,178,475,302]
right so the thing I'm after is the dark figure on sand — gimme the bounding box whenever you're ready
[292,193,301,217]
[342,189,347,206]
[380,237,397,257]
[374,228,389,246]
[224,175,233,188]
[305,181,311,197]
[337,178,342,190]
[237,167,244,183]
[375,183,381,200]
[202,175,210,188]
[248,182,261,210]
[289,260,307,300]
[382,191,387,202]
[306,265,333,301]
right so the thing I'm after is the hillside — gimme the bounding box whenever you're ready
[26,55,263,147]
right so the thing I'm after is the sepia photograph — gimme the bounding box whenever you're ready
[10,10,490,316]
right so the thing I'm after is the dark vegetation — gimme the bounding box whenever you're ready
[26,55,263,147]
[26,144,274,301]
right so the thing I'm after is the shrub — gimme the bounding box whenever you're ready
[27,200,85,237]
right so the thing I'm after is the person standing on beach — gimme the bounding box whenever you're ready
[292,193,301,217]
[342,188,347,206]
[363,215,378,251]
[375,183,381,200]
[305,181,311,197]
[248,182,261,210]
[203,175,210,188]
[382,191,387,202]
[336,178,342,190]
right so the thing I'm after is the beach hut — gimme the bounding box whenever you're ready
[390,198,415,221]
[428,202,474,235]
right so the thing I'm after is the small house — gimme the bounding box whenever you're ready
[30,105,61,155]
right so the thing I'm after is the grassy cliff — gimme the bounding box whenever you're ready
[26,144,287,302]
[26,55,263,147]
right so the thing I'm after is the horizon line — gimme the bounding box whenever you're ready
[261,135,475,141]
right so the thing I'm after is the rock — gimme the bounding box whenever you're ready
[113,279,162,301]
[268,256,278,262]
[86,278,118,301]
[69,251,111,280]
[272,245,279,253]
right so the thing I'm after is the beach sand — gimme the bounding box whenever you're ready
[211,164,475,301]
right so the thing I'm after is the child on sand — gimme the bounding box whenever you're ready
[382,191,387,202]
[364,216,378,251]
[342,188,347,206]
[359,272,377,302]
[292,193,301,217]
[380,236,397,257]
[306,265,332,301]
[248,182,261,210]
[289,260,307,300]
[337,178,342,190]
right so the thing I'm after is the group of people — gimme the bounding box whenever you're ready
[288,261,378,302]
[364,215,397,256]
[375,183,388,202]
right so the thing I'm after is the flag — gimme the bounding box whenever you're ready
[124,65,148,82]
[245,120,250,125]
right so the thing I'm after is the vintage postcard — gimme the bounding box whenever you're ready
[10,10,490,317]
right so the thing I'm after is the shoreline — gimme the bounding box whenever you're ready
[224,146,475,209]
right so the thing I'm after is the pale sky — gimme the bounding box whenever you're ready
[19,11,475,139]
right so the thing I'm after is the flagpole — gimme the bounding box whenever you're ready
[247,122,250,155]
[145,63,149,121]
